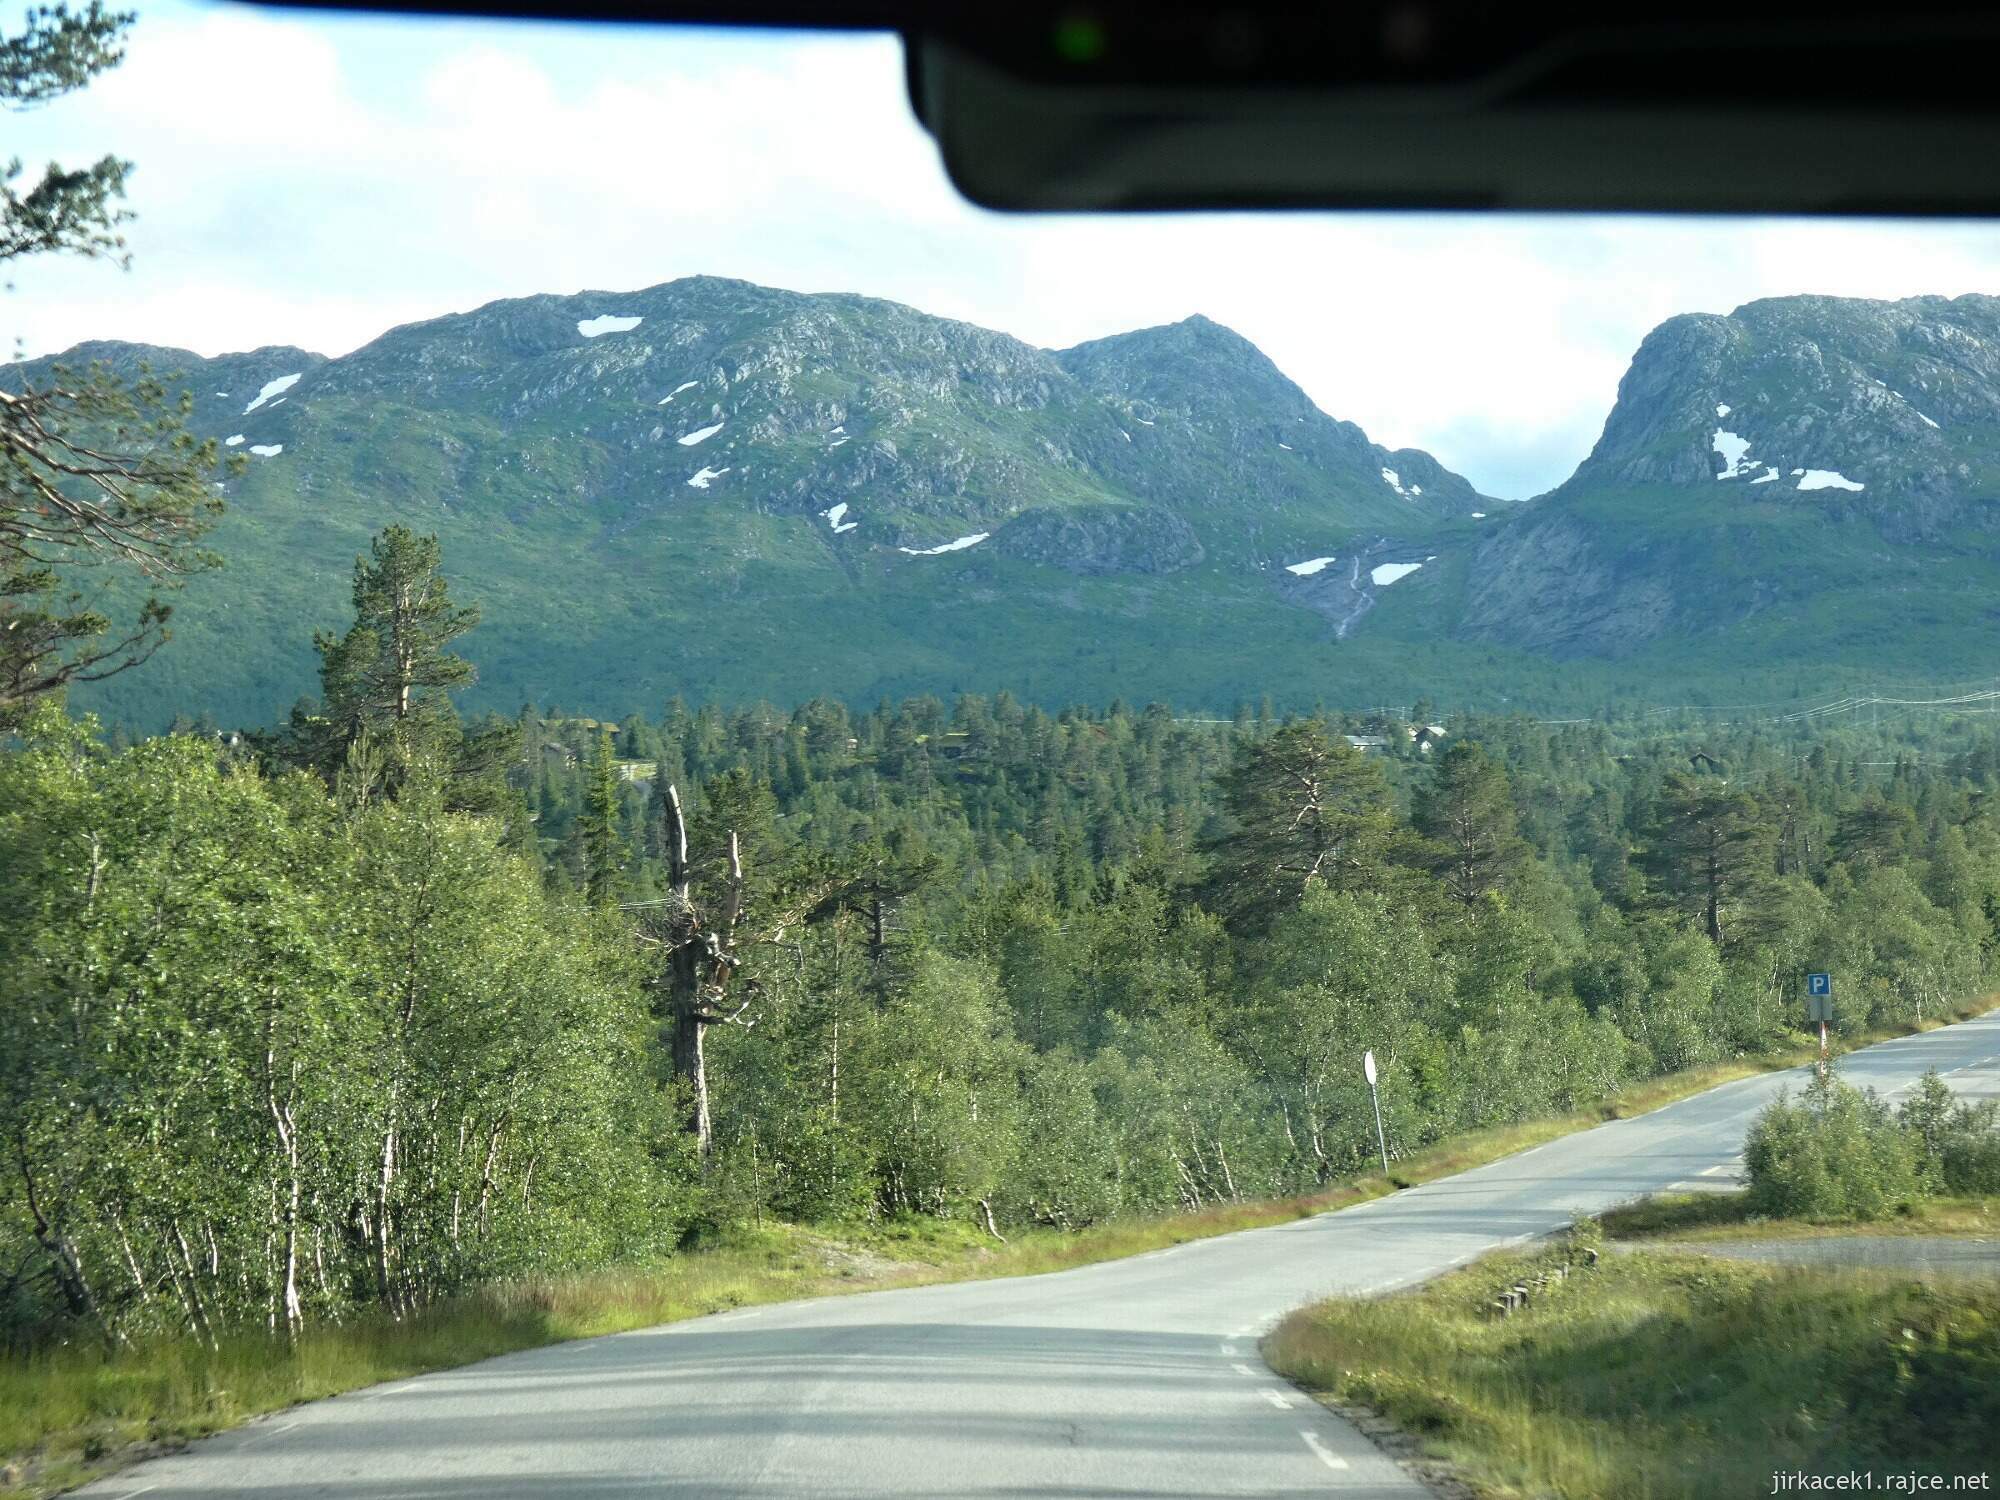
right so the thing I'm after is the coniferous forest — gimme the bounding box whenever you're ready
[8,517,2000,1350]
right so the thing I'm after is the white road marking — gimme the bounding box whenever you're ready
[1261,1388,1294,1410]
[1300,1430,1350,1471]
[1232,1362,1260,1377]
[1699,1164,1733,1177]
[710,1309,763,1323]
[1218,1342,1238,1356]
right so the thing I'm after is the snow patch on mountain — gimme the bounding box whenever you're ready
[677,422,724,446]
[686,466,729,489]
[1285,557,1336,577]
[899,533,989,556]
[1797,468,1865,492]
[1372,562,1423,586]
[243,373,300,414]
[1712,428,1760,478]
[248,443,283,457]
[578,315,643,337]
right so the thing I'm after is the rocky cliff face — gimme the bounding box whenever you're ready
[1564,294,2000,509]
[39,277,1483,556]
[1457,293,2000,658]
[1058,314,1489,525]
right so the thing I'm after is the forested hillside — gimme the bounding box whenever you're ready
[9,523,2000,1349]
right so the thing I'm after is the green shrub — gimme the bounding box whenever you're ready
[1744,1076,1921,1220]
[1899,1071,2000,1194]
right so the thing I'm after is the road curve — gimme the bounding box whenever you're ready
[79,1008,2000,1499]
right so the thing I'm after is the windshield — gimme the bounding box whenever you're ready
[4,6,1998,1500]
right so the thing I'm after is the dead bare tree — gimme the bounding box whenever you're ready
[641,785,747,1158]
[638,784,852,1160]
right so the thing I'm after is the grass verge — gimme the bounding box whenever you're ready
[1604,1190,2000,1242]
[1265,1238,2000,1499]
[7,994,1993,1499]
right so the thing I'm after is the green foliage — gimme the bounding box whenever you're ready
[1745,1077,1922,1221]
[0,705,684,1347]
[578,728,622,907]
[1410,739,1527,912]
[1,5,231,728]
[272,526,515,812]
[1197,721,1396,931]
[2,5,132,262]
[1898,1070,2000,1196]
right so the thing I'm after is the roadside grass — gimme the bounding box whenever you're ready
[5,993,1993,1499]
[1265,1242,2000,1500]
[1603,1190,2000,1242]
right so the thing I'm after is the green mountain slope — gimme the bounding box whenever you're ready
[10,276,1498,727]
[1449,294,2000,667]
[23,283,1997,725]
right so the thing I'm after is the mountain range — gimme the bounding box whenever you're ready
[12,279,2000,726]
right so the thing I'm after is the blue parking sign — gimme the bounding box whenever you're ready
[1807,973,1832,996]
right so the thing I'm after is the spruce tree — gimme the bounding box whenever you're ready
[580,729,623,907]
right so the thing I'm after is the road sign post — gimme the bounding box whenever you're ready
[1363,1049,1390,1178]
[1806,974,1834,1080]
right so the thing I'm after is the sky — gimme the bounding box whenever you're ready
[10,2,2000,498]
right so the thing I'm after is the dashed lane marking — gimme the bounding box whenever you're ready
[1261,1388,1294,1410]
[1232,1363,1257,1377]
[1300,1430,1349,1471]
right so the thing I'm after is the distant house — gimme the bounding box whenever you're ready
[614,760,657,783]
[1689,749,1723,773]
[1411,724,1449,753]
[1344,734,1389,753]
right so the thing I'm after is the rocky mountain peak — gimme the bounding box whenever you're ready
[1558,293,2000,505]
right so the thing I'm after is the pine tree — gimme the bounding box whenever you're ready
[1412,740,1528,913]
[277,527,514,808]
[1,4,228,727]
[315,527,477,747]
[1640,772,1774,946]
[579,729,623,908]
[1198,721,1396,931]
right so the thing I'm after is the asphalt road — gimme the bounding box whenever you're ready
[80,1007,2000,1500]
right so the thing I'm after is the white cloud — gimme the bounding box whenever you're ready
[9,0,2000,498]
